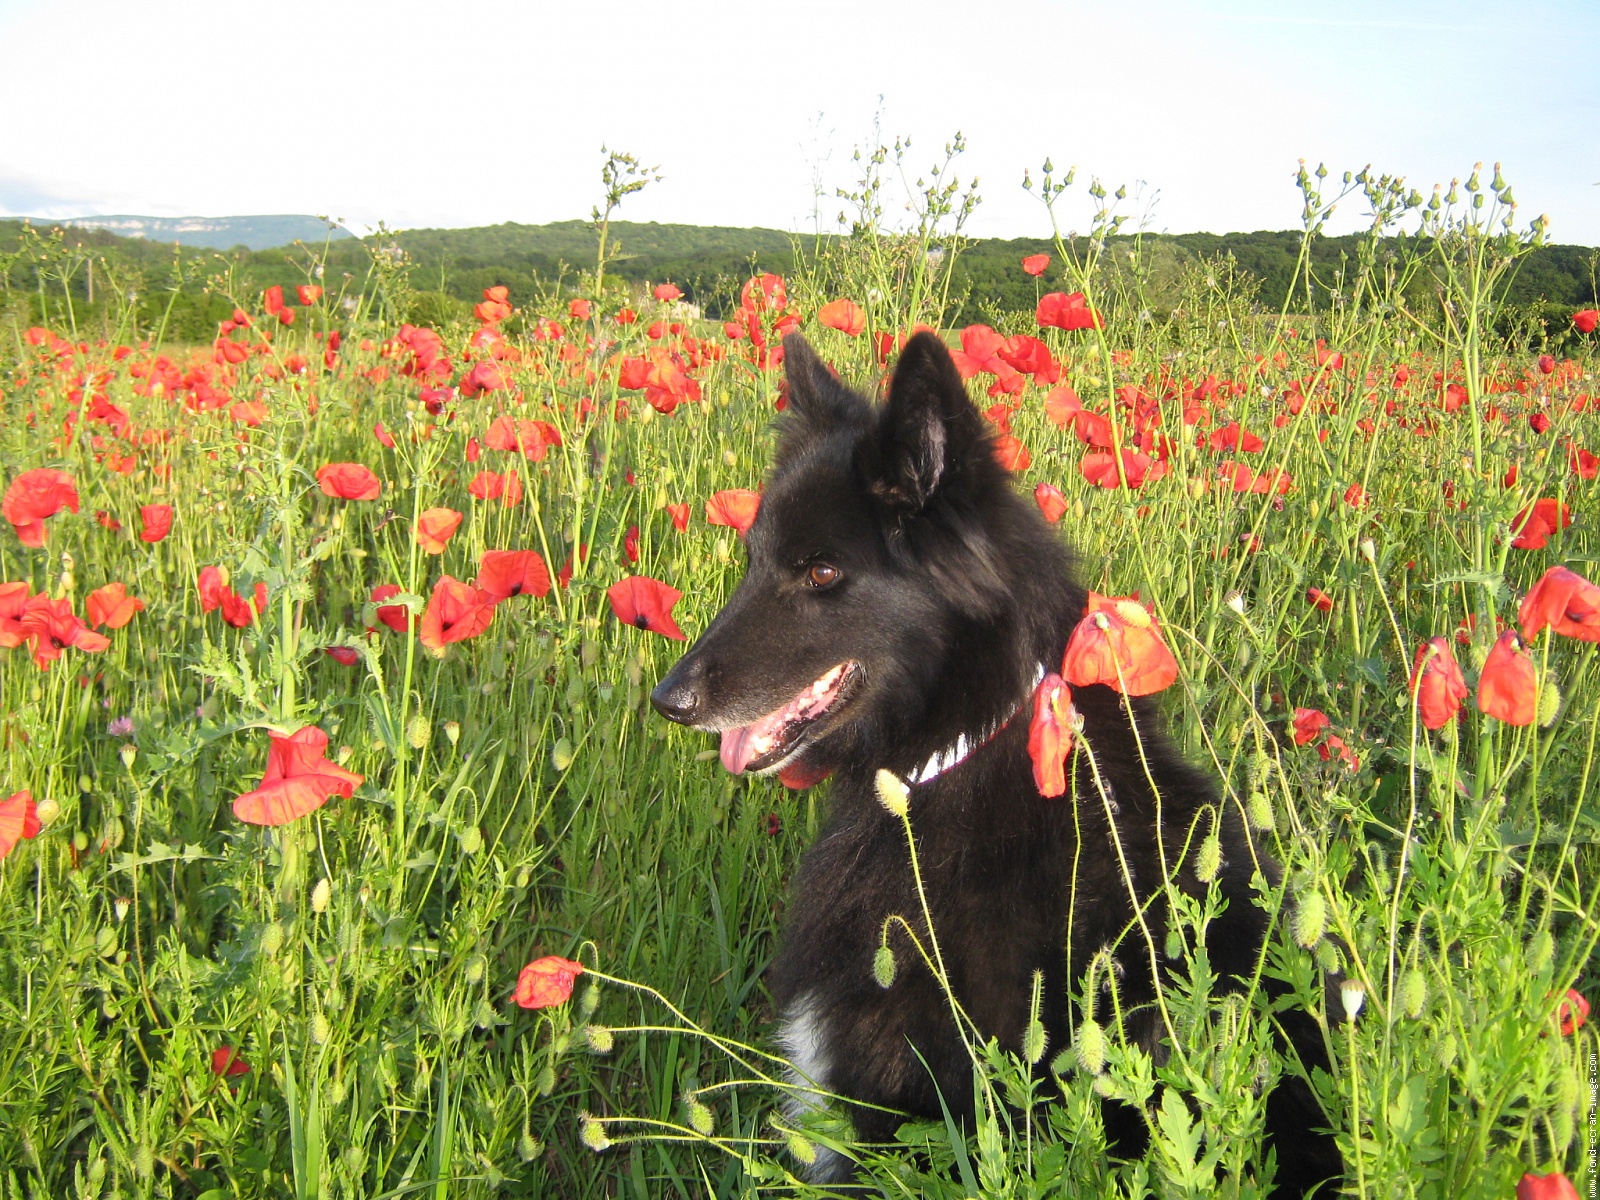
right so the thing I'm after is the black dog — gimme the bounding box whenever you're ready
[652,331,1341,1194]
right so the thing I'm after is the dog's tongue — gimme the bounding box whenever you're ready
[720,726,758,774]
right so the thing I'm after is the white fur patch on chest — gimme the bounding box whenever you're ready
[775,994,851,1182]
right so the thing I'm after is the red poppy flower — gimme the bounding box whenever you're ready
[4,468,79,546]
[667,503,690,532]
[137,504,173,543]
[1292,707,1330,746]
[197,566,228,613]
[1570,444,1599,480]
[233,725,363,826]
[1317,733,1360,771]
[993,434,1031,472]
[606,576,687,640]
[1305,587,1334,613]
[1027,673,1076,797]
[1043,385,1083,428]
[0,581,31,648]
[211,1046,251,1078]
[1556,988,1589,1036]
[1036,291,1102,331]
[85,583,144,631]
[568,297,594,320]
[218,583,267,629]
[316,462,382,501]
[1477,631,1537,725]
[1021,254,1050,277]
[1408,637,1469,730]
[1080,449,1166,490]
[1510,499,1572,550]
[277,306,296,327]
[370,583,410,633]
[419,576,496,651]
[1343,483,1368,509]
[623,524,641,564]
[476,550,551,601]
[653,283,683,303]
[1518,1172,1580,1200]
[0,790,41,861]
[706,489,760,535]
[1061,593,1179,695]
[1034,483,1067,523]
[817,298,866,337]
[95,510,122,532]
[263,285,284,315]
[1519,565,1600,642]
[415,507,463,555]
[325,646,359,666]
[514,955,585,1008]
[19,595,112,669]
[297,284,322,306]
[1573,309,1599,334]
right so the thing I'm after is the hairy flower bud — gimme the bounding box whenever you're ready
[874,769,910,818]
[873,944,897,989]
[1074,1018,1106,1075]
[1292,890,1326,948]
[1195,833,1222,883]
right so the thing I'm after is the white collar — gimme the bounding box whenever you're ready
[905,662,1047,784]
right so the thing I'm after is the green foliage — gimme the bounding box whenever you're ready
[0,154,1596,1199]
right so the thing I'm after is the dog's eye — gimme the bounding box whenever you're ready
[806,563,841,589]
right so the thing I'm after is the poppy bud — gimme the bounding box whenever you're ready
[1195,833,1222,882]
[1024,1018,1048,1065]
[781,1126,817,1165]
[312,1013,332,1044]
[259,921,284,958]
[1292,890,1326,947]
[578,1114,611,1152]
[686,1096,714,1136]
[1074,1018,1106,1075]
[311,877,331,913]
[1528,929,1554,973]
[873,943,897,988]
[459,826,483,855]
[1400,968,1427,1017]
[405,714,431,749]
[552,737,575,771]
[1246,791,1274,832]
[875,769,910,818]
[1537,677,1561,727]
[34,796,59,825]
[518,1130,543,1161]
[583,1024,614,1054]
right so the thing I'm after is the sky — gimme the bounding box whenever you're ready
[1,0,1596,245]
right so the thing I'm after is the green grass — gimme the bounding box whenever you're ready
[0,157,1596,1199]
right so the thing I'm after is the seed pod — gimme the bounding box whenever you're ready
[872,944,897,989]
[443,720,461,746]
[1292,890,1326,948]
[1195,834,1222,883]
[1339,979,1366,1021]
[1074,1018,1106,1075]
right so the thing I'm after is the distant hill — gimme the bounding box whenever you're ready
[23,214,352,251]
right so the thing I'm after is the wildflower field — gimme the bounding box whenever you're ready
[1,155,1597,1200]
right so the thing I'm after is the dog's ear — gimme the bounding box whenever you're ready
[871,331,987,511]
[779,334,859,444]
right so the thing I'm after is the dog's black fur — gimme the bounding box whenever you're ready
[652,332,1341,1194]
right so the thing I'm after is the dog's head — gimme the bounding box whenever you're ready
[651,331,1065,783]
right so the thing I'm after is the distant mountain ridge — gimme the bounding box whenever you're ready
[22,214,352,251]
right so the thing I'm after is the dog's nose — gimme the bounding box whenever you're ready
[650,669,702,725]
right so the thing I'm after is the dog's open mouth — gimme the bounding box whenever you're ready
[719,661,858,775]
